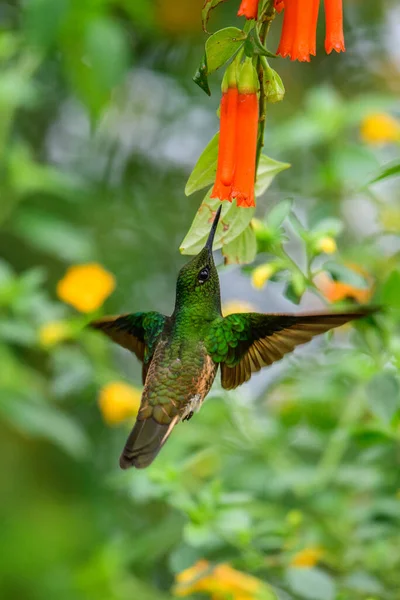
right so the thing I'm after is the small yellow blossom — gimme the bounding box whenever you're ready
[223,300,256,316]
[57,263,115,313]
[39,320,71,348]
[98,382,141,426]
[290,547,324,568]
[360,113,400,145]
[316,236,337,255]
[174,560,271,600]
[251,264,275,290]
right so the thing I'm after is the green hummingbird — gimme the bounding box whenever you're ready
[91,206,373,469]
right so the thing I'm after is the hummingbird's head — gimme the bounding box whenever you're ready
[174,205,222,315]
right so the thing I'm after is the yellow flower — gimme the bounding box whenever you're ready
[222,300,256,316]
[174,560,270,600]
[98,382,141,426]
[251,264,275,290]
[290,546,324,568]
[57,263,115,313]
[360,113,400,145]
[38,320,71,348]
[315,236,337,255]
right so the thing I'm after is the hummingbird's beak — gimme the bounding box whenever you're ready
[205,205,222,252]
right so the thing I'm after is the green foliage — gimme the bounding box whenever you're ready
[205,27,246,73]
[202,0,230,31]
[185,133,219,196]
[183,155,289,261]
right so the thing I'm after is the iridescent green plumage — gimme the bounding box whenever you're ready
[91,206,375,469]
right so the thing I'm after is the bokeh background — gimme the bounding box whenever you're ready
[1,1,400,599]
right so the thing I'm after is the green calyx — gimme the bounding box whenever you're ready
[221,61,238,93]
[238,58,258,94]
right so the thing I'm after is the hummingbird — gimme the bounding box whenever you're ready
[91,206,373,469]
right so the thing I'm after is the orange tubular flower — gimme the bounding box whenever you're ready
[237,0,260,19]
[211,65,238,201]
[276,0,345,62]
[231,60,258,208]
[324,0,345,53]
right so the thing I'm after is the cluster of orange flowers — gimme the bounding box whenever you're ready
[211,59,259,208]
[212,0,346,208]
[275,0,345,61]
[237,0,345,62]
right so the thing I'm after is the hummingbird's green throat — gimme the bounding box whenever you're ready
[91,208,374,469]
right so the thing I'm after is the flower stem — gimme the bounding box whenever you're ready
[255,2,276,169]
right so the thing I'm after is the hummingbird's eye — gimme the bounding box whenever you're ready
[198,267,210,284]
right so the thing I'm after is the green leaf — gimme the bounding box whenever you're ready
[258,586,279,600]
[1,397,89,459]
[23,0,68,48]
[193,54,211,96]
[312,217,343,237]
[64,17,129,118]
[369,160,400,184]
[255,154,290,196]
[222,225,257,264]
[85,17,129,91]
[205,27,246,73]
[366,373,400,424]
[323,262,369,289]
[286,568,336,600]
[351,426,394,447]
[0,319,36,345]
[0,260,14,286]
[180,191,254,255]
[248,28,277,58]
[13,210,95,262]
[381,269,400,310]
[267,199,293,230]
[8,143,77,198]
[0,32,20,61]
[343,571,385,595]
[202,0,229,31]
[284,272,306,305]
[185,133,219,196]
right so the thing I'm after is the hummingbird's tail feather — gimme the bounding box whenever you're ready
[119,415,179,469]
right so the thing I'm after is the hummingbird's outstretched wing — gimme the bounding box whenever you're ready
[90,312,168,383]
[206,310,374,390]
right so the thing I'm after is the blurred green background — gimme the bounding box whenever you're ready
[1,1,400,599]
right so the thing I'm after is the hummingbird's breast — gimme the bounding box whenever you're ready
[137,336,217,426]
